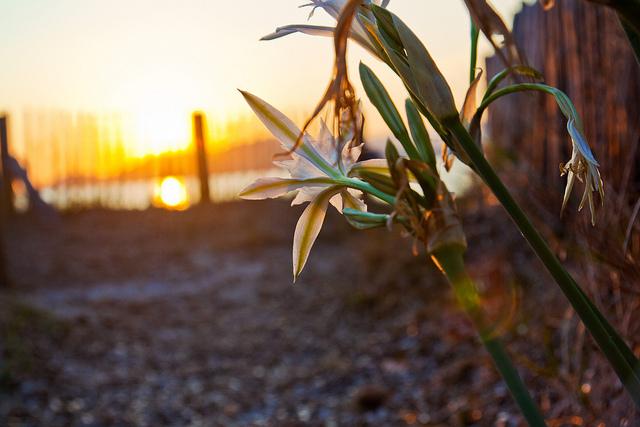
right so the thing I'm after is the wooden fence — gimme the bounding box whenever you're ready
[486,0,640,198]
[0,110,281,211]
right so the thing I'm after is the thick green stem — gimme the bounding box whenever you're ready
[432,245,546,426]
[446,118,640,410]
[339,177,396,205]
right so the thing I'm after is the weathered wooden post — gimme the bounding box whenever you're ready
[192,112,211,204]
[0,116,14,217]
[0,116,12,288]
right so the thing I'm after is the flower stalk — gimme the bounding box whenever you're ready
[431,244,547,427]
[445,117,640,409]
[243,0,640,420]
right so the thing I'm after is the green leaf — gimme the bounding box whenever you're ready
[359,62,420,160]
[376,9,458,122]
[385,139,401,178]
[403,159,437,209]
[369,5,403,53]
[405,99,436,169]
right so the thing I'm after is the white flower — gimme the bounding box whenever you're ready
[261,0,389,60]
[238,90,378,281]
[560,118,604,225]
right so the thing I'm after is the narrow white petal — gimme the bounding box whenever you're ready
[292,188,341,281]
[240,91,303,151]
[239,177,334,200]
[292,185,328,206]
[261,24,336,41]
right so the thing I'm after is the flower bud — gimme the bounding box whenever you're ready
[371,6,459,123]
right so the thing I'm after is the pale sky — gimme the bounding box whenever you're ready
[0,0,532,156]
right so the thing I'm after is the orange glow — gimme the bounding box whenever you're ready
[128,93,192,158]
[154,176,189,210]
[571,416,584,425]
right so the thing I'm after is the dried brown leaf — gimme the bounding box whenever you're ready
[539,0,555,10]
[463,0,526,69]
[295,0,363,153]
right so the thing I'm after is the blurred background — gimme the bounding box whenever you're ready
[1,0,640,426]
[0,0,526,210]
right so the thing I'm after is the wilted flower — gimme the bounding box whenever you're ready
[463,0,525,69]
[238,90,380,281]
[559,118,604,225]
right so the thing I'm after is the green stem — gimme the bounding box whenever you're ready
[478,83,554,112]
[469,22,480,84]
[340,177,396,205]
[446,118,640,410]
[432,245,546,426]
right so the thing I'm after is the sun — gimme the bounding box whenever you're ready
[154,176,189,210]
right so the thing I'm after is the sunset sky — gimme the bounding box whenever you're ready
[0,0,532,158]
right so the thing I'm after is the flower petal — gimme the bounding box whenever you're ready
[240,90,340,179]
[240,90,303,151]
[342,188,367,211]
[347,158,389,176]
[239,177,335,200]
[293,187,342,281]
[291,185,328,206]
[261,24,336,41]
[567,118,598,165]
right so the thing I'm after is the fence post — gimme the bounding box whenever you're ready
[192,112,211,204]
[0,116,14,217]
[0,116,12,288]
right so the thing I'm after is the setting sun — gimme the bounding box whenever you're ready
[155,176,189,210]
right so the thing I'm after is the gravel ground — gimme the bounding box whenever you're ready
[1,199,638,426]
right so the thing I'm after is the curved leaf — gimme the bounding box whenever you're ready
[406,99,436,169]
[359,62,420,159]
